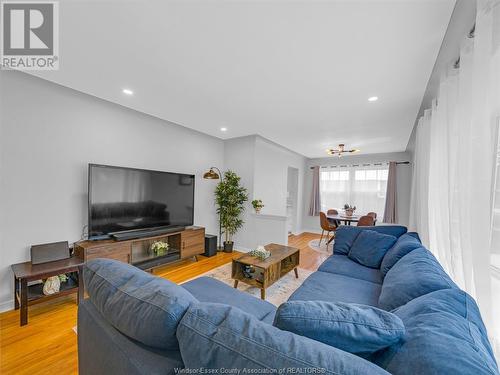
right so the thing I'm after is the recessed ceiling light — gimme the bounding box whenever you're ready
[220,127,227,132]
[368,96,378,102]
[122,88,134,95]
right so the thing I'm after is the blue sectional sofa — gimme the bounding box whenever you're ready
[78,225,499,375]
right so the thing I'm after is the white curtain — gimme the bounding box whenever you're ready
[410,0,500,355]
[320,166,388,217]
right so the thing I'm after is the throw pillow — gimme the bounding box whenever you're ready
[333,225,407,255]
[378,248,458,311]
[380,233,421,276]
[348,230,397,268]
[274,300,405,355]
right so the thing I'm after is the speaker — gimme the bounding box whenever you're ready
[204,235,217,257]
[30,241,70,265]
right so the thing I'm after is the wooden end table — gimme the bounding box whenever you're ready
[11,256,84,326]
[232,243,300,300]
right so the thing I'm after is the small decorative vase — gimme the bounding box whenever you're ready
[345,209,354,217]
[43,276,61,295]
[255,207,261,214]
[150,241,169,256]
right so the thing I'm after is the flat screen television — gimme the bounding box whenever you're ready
[88,164,195,239]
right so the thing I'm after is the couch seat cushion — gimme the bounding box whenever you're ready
[378,248,457,311]
[274,300,405,355]
[318,255,383,284]
[182,276,276,323]
[348,230,397,268]
[84,258,197,350]
[373,289,499,375]
[334,225,408,255]
[288,271,382,306]
[177,302,391,374]
[380,233,422,276]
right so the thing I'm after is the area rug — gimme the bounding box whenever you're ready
[308,238,333,254]
[184,262,313,306]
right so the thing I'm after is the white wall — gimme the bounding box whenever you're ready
[253,137,306,222]
[223,136,256,250]
[302,152,412,232]
[223,136,307,250]
[0,71,224,311]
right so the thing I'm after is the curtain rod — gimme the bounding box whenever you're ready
[309,161,410,169]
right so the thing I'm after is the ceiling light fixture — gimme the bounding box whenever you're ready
[368,96,378,102]
[122,88,134,95]
[326,144,360,157]
[220,127,227,132]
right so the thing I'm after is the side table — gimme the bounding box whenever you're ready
[11,256,84,326]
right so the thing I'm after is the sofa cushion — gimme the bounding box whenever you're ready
[318,255,383,284]
[288,271,382,306]
[378,248,458,311]
[182,276,276,323]
[334,225,407,255]
[177,302,391,374]
[84,258,197,350]
[380,234,422,276]
[348,230,397,268]
[374,289,499,375]
[274,301,405,355]
[78,299,184,375]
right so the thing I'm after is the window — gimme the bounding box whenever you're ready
[320,166,388,217]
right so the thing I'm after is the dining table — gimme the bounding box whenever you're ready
[326,213,376,226]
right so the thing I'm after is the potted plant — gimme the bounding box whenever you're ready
[215,171,248,252]
[343,203,356,217]
[150,241,169,256]
[252,199,264,213]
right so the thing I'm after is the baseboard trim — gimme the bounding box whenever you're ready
[0,299,14,313]
[298,229,323,235]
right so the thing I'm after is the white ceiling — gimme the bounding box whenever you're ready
[31,0,455,158]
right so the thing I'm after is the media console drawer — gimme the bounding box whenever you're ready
[85,244,131,263]
[180,228,205,259]
[74,242,131,263]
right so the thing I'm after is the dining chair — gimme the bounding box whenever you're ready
[367,212,377,219]
[327,209,340,226]
[357,215,375,226]
[319,212,337,245]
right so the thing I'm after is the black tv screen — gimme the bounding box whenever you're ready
[88,164,195,238]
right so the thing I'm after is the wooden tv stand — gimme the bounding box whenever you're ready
[74,226,205,270]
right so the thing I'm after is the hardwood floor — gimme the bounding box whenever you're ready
[0,232,323,375]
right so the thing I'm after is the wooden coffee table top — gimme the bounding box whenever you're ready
[234,243,299,269]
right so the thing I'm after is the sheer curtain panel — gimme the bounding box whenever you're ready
[320,166,388,218]
[409,0,500,356]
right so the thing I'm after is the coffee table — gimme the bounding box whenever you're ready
[232,243,300,300]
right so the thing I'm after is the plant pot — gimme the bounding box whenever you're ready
[345,209,354,217]
[255,207,261,214]
[223,241,234,253]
